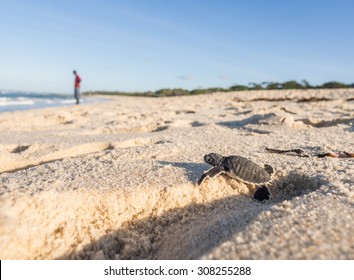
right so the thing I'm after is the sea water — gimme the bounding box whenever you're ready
[0,91,103,113]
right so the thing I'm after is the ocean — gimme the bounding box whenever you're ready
[0,91,104,113]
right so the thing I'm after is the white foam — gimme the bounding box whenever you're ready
[0,99,35,106]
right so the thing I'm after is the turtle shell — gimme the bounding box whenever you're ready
[221,156,271,184]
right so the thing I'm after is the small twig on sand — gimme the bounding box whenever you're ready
[266,147,354,158]
[316,151,354,158]
[316,152,339,158]
[344,151,354,158]
[265,147,309,157]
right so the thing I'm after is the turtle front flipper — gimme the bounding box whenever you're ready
[254,185,271,202]
[197,173,208,185]
[264,164,274,175]
[198,166,225,185]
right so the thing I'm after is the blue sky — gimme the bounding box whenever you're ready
[1,0,353,93]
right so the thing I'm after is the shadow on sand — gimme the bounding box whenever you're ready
[59,171,327,260]
[217,118,272,135]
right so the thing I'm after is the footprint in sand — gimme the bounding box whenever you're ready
[175,110,196,115]
[190,121,206,127]
[152,126,169,132]
[0,142,120,174]
[11,145,30,154]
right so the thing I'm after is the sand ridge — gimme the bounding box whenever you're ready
[0,89,353,259]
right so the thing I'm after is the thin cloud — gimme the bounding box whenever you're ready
[218,75,232,81]
[176,75,195,81]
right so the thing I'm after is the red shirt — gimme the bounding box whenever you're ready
[75,74,81,88]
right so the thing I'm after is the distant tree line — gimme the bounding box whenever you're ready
[84,80,354,97]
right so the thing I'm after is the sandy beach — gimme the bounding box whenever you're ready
[0,89,353,259]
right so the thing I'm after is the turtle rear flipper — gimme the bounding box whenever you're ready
[254,185,271,202]
[264,164,274,175]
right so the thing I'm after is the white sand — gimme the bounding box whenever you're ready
[0,89,353,259]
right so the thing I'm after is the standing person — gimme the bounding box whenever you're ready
[73,70,81,104]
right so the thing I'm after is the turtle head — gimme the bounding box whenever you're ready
[204,153,223,166]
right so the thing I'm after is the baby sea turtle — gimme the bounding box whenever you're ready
[198,153,274,202]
